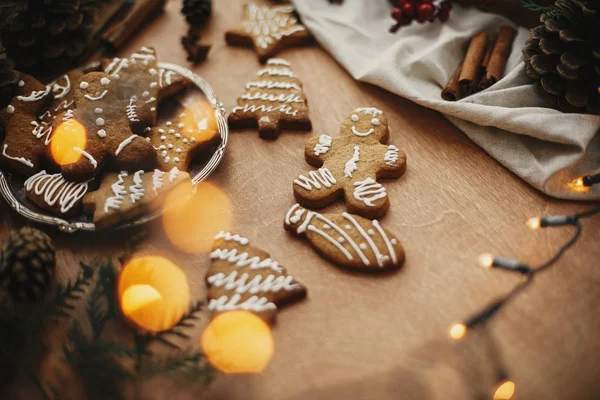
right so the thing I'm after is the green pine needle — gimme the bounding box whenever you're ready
[148,300,204,350]
[521,0,556,12]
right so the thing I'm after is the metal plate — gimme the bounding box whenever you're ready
[0,62,228,233]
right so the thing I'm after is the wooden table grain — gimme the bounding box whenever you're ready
[2,1,599,399]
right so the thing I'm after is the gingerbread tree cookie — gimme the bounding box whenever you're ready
[293,108,407,219]
[284,204,405,272]
[83,167,189,229]
[206,231,307,321]
[228,58,311,139]
[225,3,311,63]
[53,72,157,182]
[102,47,187,134]
[149,111,220,171]
[0,74,52,175]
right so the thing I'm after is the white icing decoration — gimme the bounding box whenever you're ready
[360,243,367,250]
[173,157,180,163]
[152,169,165,195]
[79,82,89,89]
[307,224,353,260]
[344,146,360,178]
[168,129,175,134]
[245,80,301,91]
[140,46,154,53]
[95,117,105,126]
[368,229,375,235]
[104,171,128,212]
[232,104,298,116]
[18,80,24,87]
[353,178,386,207]
[241,92,303,103]
[6,105,14,114]
[160,136,166,140]
[115,135,138,156]
[73,147,97,168]
[100,77,110,86]
[17,85,51,102]
[208,294,276,312]
[337,237,344,242]
[166,121,172,126]
[150,82,157,88]
[126,96,139,122]
[267,58,291,66]
[207,271,298,295]
[323,224,330,229]
[351,114,359,122]
[371,118,380,126]
[30,121,53,145]
[24,170,88,214]
[351,126,374,137]
[294,168,337,191]
[129,171,145,203]
[372,219,397,264]
[2,144,33,168]
[355,107,382,116]
[391,238,398,245]
[84,90,108,101]
[95,108,103,114]
[104,58,129,77]
[384,145,400,166]
[242,4,305,49]
[177,123,184,128]
[257,67,294,77]
[343,212,386,267]
[142,91,149,97]
[97,129,106,138]
[149,68,157,76]
[168,167,180,182]
[215,231,249,245]
[131,51,156,65]
[150,107,156,112]
[52,75,70,100]
[62,109,74,121]
[210,248,283,273]
[54,99,74,112]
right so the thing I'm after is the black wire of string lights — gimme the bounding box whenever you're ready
[569,172,600,192]
[446,201,600,400]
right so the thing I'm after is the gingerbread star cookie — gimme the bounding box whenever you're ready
[0,74,53,176]
[284,204,405,272]
[102,47,187,134]
[225,3,311,63]
[293,107,407,219]
[24,170,89,218]
[229,58,311,139]
[53,72,157,182]
[206,231,307,321]
[83,167,189,229]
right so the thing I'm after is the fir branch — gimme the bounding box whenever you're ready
[141,350,215,384]
[86,261,118,339]
[117,229,147,265]
[521,0,556,12]
[148,300,204,350]
[45,262,94,320]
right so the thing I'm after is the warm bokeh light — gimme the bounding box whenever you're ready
[118,256,190,332]
[201,311,274,374]
[525,217,541,230]
[50,119,87,165]
[179,101,218,142]
[162,180,233,253]
[567,177,589,193]
[493,380,516,400]
[478,253,494,269]
[449,323,466,340]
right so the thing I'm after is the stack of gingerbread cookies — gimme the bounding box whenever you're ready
[0,47,220,229]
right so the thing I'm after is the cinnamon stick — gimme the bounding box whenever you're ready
[479,25,516,90]
[459,32,488,93]
[102,0,166,51]
[473,34,495,91]
[442,61,463,101]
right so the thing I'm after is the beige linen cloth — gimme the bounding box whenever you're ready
[292,0,600,200]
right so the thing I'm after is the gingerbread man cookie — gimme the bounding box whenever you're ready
[0,74,52,175]
[228,58,311,139]
[293,108,407,219]
[53,72,157,182]
[83,167,189,229]
[24,170,89,218]
[206,231,307,321]
[284,204,405,272]
[102,47,187,134]
[225,3,311,63]
[149,111,220,171]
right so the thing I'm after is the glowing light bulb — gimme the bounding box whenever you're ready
[526,217,541,230]
[449,323,466,340]
[568,177,589,192]
[493,380,515,400]
[478,253,494,269]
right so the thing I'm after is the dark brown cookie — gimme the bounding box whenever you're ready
[24,170,89,218]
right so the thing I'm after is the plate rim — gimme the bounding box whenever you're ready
[0,62,229,233]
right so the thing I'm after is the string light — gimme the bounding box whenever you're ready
[451,205,600,398]
[569,172,600,191]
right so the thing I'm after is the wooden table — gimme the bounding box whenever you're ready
[2,1,599,399]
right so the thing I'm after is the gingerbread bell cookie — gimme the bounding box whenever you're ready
[229,58,311,139]
[102,47,187,134]
[83,167,189,229]
[53,72,157,182]
[225,3,311,63]
[24,170,89,218]
[293,108,407,219]
[284,204,405,272]
[0,74,52,175]
[206,231,307,321]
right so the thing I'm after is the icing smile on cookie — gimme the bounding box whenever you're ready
[351,126,374,137]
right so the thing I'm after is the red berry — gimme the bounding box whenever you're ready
[402,2,415,17]
[391,7,403,21]
[417,3,435,20]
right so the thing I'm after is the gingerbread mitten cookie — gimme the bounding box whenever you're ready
[207,231,307,321]
[293,108,407,218]
[229,58,311,139]
[225,3,311,63]
[149,111,220,171]
[53,72,157,181]
[83,167,189,229]
[102,47,187,134]
[24,170,89,218]
[284,204,405,272]
[0,74,52,175]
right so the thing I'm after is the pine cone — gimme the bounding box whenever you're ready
[0,227,56,301]
[182,0,212,29]
[523,0,600,114]
[0,57,19,110]
[0,0,104,77]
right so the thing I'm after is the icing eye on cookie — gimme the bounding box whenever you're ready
[371,118,380,126]
[351,114,359,122]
